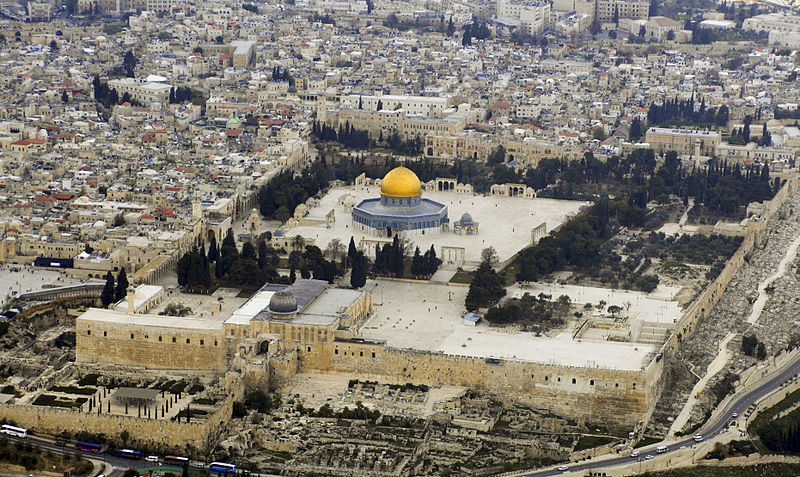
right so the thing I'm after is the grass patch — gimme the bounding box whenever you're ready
[648,463,800,476]
[573,435,615,452]
[102,24,125,35]
[32,394,87,408]
[49,386,96,395]
[449,271,473,284]
[659,260,692,275]
[1,385,23,398]
[634,435,662,448]
[78,374,100,386]
[193,397,217,405]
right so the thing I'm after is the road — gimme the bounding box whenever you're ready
[520,352,800,476]
[0,435,171,477]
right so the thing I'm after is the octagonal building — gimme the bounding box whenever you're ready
[352,166,448,237]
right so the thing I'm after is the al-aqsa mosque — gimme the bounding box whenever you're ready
[352,166,449,237]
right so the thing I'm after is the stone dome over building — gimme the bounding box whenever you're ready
[268,290,298,315]
[380,167,422,198]
[460,213,473,224]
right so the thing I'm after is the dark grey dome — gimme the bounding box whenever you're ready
[460,213,473,223]
[269,290,297,314]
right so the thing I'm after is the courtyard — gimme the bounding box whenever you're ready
[281,183,588,265]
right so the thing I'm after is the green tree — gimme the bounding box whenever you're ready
[123,50,137,77]
[350,252,368,288]
[115,268,129,302]
[487,145,506,164]
[207,235,218,262]
[101,271,116,307]
[218,229,239,277]
[410,246,424,277]
[465,262,506,311]
[241,242,256,261]
[590,19,602,35]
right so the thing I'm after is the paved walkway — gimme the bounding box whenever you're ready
[669,332,735,437]
[747,233,800,325]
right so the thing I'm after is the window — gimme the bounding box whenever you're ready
[572,378,576,384]
[335,349,338,355]
[130,333,134,339]
[200,340,204,346]
[360,351,363,357]
[615,383,619,388]
[307,346,311,352]
[103,331,107,337]
[545,376,549,381]
[214,341,218,346]
[371,352,375,358]
[590,380,594,386]
[186,338,191,344]
[557,377,561,382]
[633,383,636,389]
[172,337,176,343]
[158,336,162,342]
[87,330,91,336]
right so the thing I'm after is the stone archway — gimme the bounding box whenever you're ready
[258,340,269,355]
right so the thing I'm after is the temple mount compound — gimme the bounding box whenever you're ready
[352,166,448,237]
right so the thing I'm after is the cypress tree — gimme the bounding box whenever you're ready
[115,268,129,302]
[207,235,218,262]
[101,271,116,307]
[410,247,424,277]
[350,252,367,289]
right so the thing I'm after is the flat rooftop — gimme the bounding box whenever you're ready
[359,280,658,371]
[281,184,587,264]
[78,308,223,331]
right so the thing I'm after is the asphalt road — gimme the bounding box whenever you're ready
[523,353,800,476]
[1,435,160,477]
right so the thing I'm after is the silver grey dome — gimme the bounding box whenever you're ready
[268,290,298,314]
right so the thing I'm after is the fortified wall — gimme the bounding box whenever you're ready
[312,339,661,430]
[663,175,797,354]
[75,310,228,371]
[638,176,799,427]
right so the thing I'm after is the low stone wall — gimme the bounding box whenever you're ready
[0,403,210,447]
[0,378,243,450]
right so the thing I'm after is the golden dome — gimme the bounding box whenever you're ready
[380,166,422,198]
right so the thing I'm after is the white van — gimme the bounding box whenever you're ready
[145,456,159,463]
[656,445,667,453]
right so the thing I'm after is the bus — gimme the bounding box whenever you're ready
[75,441,101,453]
[163,456,189,467]
[0,424,27,438]
[208,462,236,473]
[116,449,143,460]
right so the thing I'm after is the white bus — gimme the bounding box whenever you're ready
[1,424,27,438]
[208,462,236,474]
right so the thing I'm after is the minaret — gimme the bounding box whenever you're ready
[127,286,136,315]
